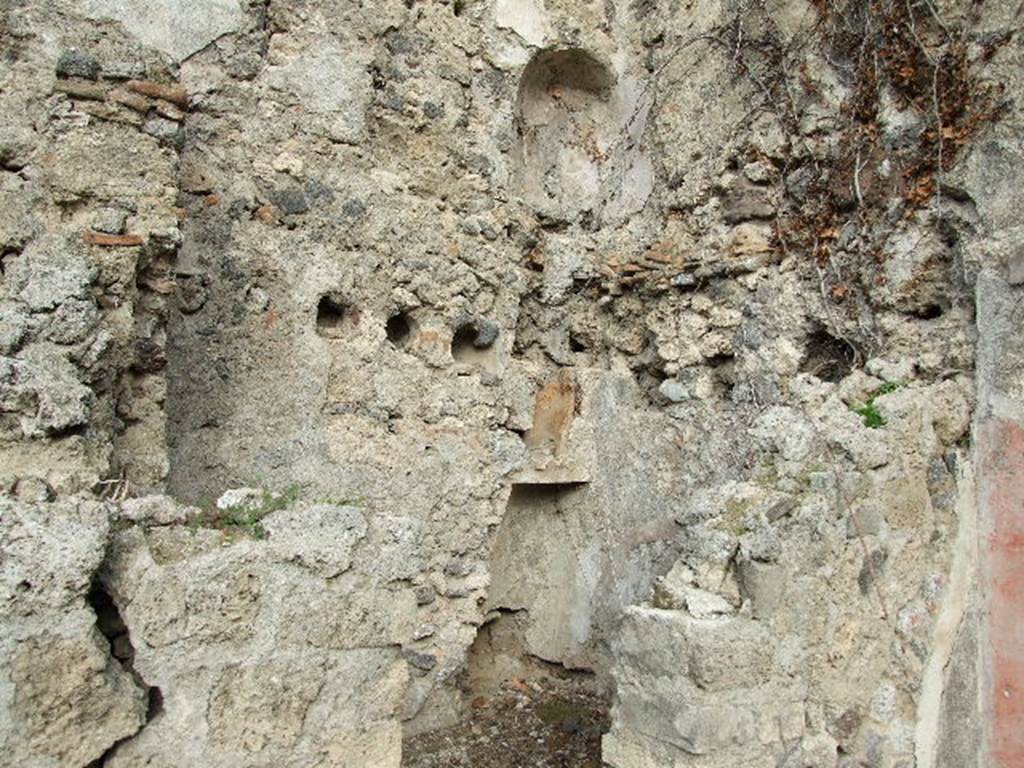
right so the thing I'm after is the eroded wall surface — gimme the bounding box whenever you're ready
[1,1,1021,766]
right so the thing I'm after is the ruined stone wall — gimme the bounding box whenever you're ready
[1,1,1021,767]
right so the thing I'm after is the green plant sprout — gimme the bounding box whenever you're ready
[851,381,904,429]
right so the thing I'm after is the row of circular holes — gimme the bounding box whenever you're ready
[316,295,495,358]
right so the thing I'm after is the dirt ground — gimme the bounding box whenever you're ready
[402,675,610,768]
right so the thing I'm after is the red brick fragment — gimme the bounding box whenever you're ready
[55,79,108,101]
[155,99,185,122]
[82,231,145,247]
[109,87,152,113]
[125,80,188,109]
[256,204,279,224]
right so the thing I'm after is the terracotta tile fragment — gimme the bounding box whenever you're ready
[82,231,146,247]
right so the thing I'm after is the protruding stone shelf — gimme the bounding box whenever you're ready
[509,466,590,486]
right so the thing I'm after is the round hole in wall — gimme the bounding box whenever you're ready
[800,329,858,383]
[914,303,944,320]
[386,312,414,348]
[451,323,481,361]
[316,293,349,338]
[451,318,499,366]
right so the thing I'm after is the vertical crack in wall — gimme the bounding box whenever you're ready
[85,580,163,766]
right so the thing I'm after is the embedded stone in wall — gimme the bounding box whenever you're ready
[263,502,367,578]
[109,542,263,649]
[485,484,591,666]
[0,498,111,618]
[276,579,415,650]
[208,661,323,752]
[523,372,576,455]
[0,347,94,438]
[12,632,148,765]
[603,605,804,765]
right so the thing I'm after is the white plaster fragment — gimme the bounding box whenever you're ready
[79,0,245,63]
[493,0,549,47]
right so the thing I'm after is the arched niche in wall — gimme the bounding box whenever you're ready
[513,47,653,226]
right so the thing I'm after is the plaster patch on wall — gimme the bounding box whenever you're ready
[265,37,372,142]
[79,0,246,63]
[494,0,550,47]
